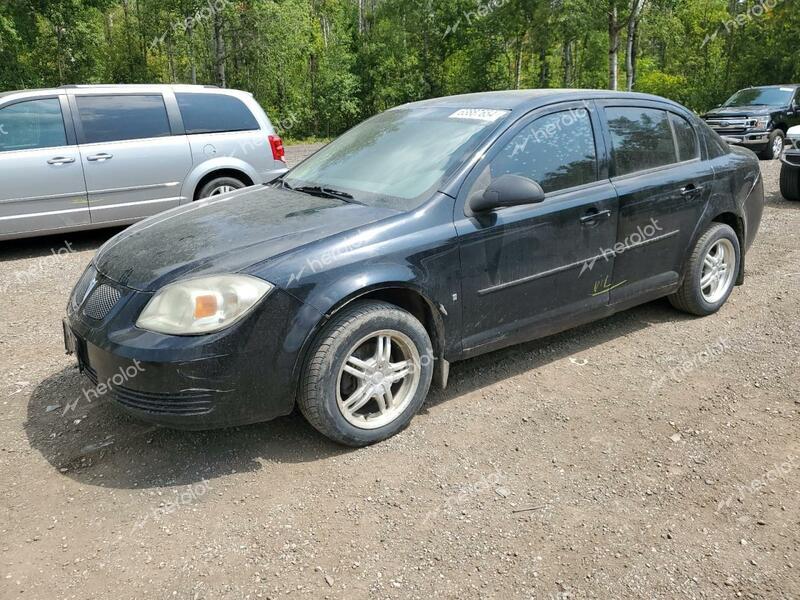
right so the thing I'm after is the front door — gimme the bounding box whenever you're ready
[454,101,619,356]
[71,93,193,225]
[0,96,89,237]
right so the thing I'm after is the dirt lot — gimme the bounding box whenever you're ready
[1,146,798,600]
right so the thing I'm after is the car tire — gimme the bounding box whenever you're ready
[779,163,800,201]
[758,130,784,160]
[298,300,434,446]
[669,223,740,316]
[197,176,246,199]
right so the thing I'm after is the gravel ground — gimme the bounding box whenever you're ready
[0,147,798,600]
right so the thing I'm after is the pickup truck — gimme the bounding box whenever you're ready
[780,125,800,201]
[702,85,800,160]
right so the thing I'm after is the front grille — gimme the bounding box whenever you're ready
[83,284,122,320]
[110,385,215,416]
[704,118,753,136]
[785,153,800,166]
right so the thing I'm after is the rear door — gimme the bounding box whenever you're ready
[0,95,89,237]
[597,102,714,307]
[70,92,193,224]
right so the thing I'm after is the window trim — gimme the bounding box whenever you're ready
[667,110,701,164]
[598,100,704,181]
[175,92,260,135]
[458,100,606,217]
[70,93,174,145]
[0,95,72,153]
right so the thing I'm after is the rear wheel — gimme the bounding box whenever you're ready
[758,130,784,160]
[779,163,800,201]
[669,223,740,316]
[298,301,434,446]
[197,176,246,199]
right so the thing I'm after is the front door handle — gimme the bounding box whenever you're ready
[86,152,113,162]
[47,156,76,165]
[580,209,612,224]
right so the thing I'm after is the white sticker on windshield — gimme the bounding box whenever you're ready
[780,87,794,92]
[449,108,508,122]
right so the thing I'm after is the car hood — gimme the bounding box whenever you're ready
[94,185,400,291]
[703,105,775,117]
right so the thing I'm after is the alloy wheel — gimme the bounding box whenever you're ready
[700,238,736,304]
[336,330,421,429]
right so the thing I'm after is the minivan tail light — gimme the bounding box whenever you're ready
[268,135,285,162]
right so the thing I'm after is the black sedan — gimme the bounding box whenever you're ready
[64,90,764,446]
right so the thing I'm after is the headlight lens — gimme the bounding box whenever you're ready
[752,116,770,129]
[136,275,273,335]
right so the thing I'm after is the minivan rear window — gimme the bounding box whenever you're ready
[77,95,172,143]
[176,93,259,134]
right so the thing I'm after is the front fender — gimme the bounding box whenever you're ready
[179,157,262,203]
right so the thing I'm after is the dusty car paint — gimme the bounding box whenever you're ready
[65,90,764,429]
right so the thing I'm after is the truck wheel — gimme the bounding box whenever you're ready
[758,130,784,160]
[298,300,434,446]
[669,223,740,316]
[779,163,800,201]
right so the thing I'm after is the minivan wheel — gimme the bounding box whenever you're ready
[669,223,740,316]
[779,164,800,201]
[197,176,246,199]
[758,130,784,160]
[298,300,434,446]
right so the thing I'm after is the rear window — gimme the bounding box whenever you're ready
[606,107,677,176]
[176,93,260,134]
[77,95,172,143]
[670,113,699,162]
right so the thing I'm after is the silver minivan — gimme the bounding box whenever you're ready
[0,84,287,241]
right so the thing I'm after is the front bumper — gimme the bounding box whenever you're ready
[715,131,771,148]
[64,268,322,429]
[780,148,800,168]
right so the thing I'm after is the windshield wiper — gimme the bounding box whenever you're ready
[289,184,365,205]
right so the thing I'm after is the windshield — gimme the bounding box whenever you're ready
[723,87,795,108]
[283,106,509,210]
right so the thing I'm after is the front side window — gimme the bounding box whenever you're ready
[283,107,509,210]
[0,98,67,152]
[486,108,598,194]
[606,107,677,176]
[670,113,699,162]
[176,93,260,134]
[77,95,171,143]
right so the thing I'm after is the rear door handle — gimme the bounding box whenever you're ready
[87,153,113,162]
[47,156,75,165]
[580,209,612,224]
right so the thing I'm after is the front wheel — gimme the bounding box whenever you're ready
[669,223,740,316]
[298,301,434,446]
[758,130,784,160]
[780,163,800,201]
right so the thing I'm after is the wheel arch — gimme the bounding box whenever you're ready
[290,282,448,395]
[711,211,746,285]
[193,168,254,200]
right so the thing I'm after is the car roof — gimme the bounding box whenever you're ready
[739,84,799,90]
[395,89,688,113]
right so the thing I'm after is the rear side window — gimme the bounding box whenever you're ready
[76,95,171,143]
[489,108,598,194]
[670,113,699,162]
[606,107,677,176]
[700,123,730,159]
[176,93,259,134]
[0,98,67,152]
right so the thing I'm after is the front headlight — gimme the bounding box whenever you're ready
[136,274,273,335]
[752,116,770,130]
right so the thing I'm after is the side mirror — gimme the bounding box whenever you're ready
[469,174,546,213]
